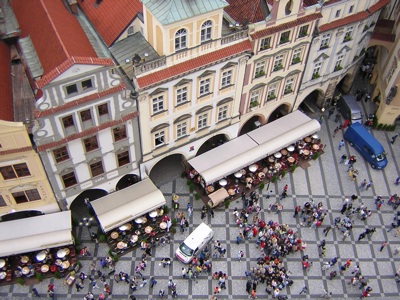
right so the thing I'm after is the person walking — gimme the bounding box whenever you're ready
[329,270,337,280]
[391,134,399,144]
[238,250,244,261]
[323,225,332,237]
[299,286,308,294]
[365,181,373,190]
[150,276,157,288]
[293,205,301,218]
[338,140,345,150]
[358,232,366,241]
[318,239,326,249]
[359,179,367,191]
[76,282,84,292]
[187,203,193,217]
[379,241,388,252]
[32,287,40,297]
[333,126,340,137]
[250,289,257,299]
[339,154,347,164]
[246,280,252,294]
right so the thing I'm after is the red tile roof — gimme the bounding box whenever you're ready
[250,13,322,40]
[78,0,143,47]
[0,146,33,156]
[319,11,369,32]
[303,0,319,6]
[11,0,113,88]
[36,111,139,151]
[34,84,126,118]
[225,0,266,24]
[368,0,390,14]
[136,40,252,89]
[0,41,13,121]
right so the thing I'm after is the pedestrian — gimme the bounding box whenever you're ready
[379,241,388,252]
[393,246,400,255]
[159,289,165,298]
[359,179,367,191]
[339,154,347,164]
[150,276,157,288]
[328,107,335,119]
[250,289,257,299]
[273,288,280,298]
[391,134,399,144]
[338,139,345,150]
[236,232,243,245]
[246,280,252,294]
[358,232,366,241]
[76,282,84,292]
[323,225,332,237]
[187,203,193,217]
[365,181,373,190]
[299,286,308,294]
[396,176,400,185]
[341,203,348,214]
[238,250,244,261]
[320,246,326,258]
[333,126,340,137]
[329,270,337,280]
[213,286,221,294]
[32,287,40,297]
[201,205,207,220]
[335,113,341,123]
[293,205,301,218]
[318,239,326,249]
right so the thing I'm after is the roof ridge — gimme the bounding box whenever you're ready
[39,0,70,58]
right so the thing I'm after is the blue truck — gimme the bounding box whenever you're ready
[344,123,387,169]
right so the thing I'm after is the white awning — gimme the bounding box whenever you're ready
[0,211,73,257]
[188,111,321,184]
[91,178,166,233]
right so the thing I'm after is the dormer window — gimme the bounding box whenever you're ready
[201,21,212,43]
[175,29,187,51]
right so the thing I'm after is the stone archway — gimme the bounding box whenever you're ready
[299,89,325,116]
[239,115,264,136]
[116,174,140,191]
[148,154,186,187]
[336,73,354,94]
[0,210,44,222]
[70,189,108,221]
[267,104,290,123]
[196,133,229,156]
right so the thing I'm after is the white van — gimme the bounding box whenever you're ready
[175,222,214,263]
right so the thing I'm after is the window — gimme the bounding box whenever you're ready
[267,84,277,101]
[98,103,109,117]
[221,70,232,88]
[320,34,330,49]
[312,62,322,79]
[259,37,271,50]
[176,87,188,105]
[113,125,127,141]
[349,5,354,13]
[83,136,99,152]
[154,131,165,146]
[80,109,92,122]
[117,151,130,167]
[62,115,75,129]
[65,84,78,96]
[335,54,344,71]
[90,161,104,177]
[62,171,77,188]
[175,28,187,51]
[201,21,212,42]
[273,54,284,71]
[343,26,353,42]
[284,78,294,94]
[127,26,134,35]
[250,90,260,107]
[279,31,290,44]
[254,61,265,77]
[0,195,6,207]
[176,122,187,138]
[335,10,341,18]
[12,189,41,204]
[0,163,31,180]
[298,25,308,38]
[199,78,210,96]
[152,95,164,114]
[218,105,228,121]
[81,79,93,90]
[53,146,69,163]
[198,114,208,129]
[292,48,302,64]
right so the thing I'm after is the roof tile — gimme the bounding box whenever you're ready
[225,0,266,24]
[319,11,369,32]
[250,13,322,40]
[78,0,143,46]
[137,40,252,89]
[0,41,13,121]
[368,0,390,14]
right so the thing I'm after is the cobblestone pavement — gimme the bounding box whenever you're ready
[1,99,400,299]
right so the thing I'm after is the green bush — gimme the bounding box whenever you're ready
[35,272,43,282]
[290,164,297,173]
[189,184,195,192]
[169,227,177,234]
[195,193,200,200]
[377,123,383,130]
[382,124,388,131]
[258,182,265,191]
[281,170,286,178]
[224,200,231,209]
[163,205,170,214]
[16,278,24,285]
[186,180,192,185]
[271,175,277,183]
[313,152,319,160]
[74,237,81,246]
[99,234,106,242]
[172,218,177,226]
[181,171,186,178]
[72,217,79,227]
[54,271,61,279]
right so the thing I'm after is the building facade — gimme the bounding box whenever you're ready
[0,121,59,216]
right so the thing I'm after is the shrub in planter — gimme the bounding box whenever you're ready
[290,165,297,173]
[281,170,286,178]
[54,271,61,279]
[16,278,25,285]
[186,180,192,185]
[163,205,170,214]
[271,175,277,183]
[189,184,195,192]
[195,193,200,200]
[99,234,106,242]
[313,152,319,160]
[377,123,383,130]
[258,182,265,191]
[181,171,186,178]
[169,227,177,234]
[172,218,177,226]
[74,237,81,246]
[72,217,79,227]
[36,272,43,282]
[224,199,231,209]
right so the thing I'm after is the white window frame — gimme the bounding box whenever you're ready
[154,130,165,147]
[267,84,277,101]
[199,78,211,96]
[292,48,301,64]
[343,26,354,42]
[250,90,260,107]
[284,78,294,94]
[176,122,187,139]
[312,62,322,78]
[175,28,187,51]
[254,61,265,77]
[176,86,188,105]
[221,70,232,88]
[152,95,164,114]
[335,54,344,68]
[273,54,284,71]
[198,114,208,129]
[320,34,331,49]
[218,105,228,121]
[259,37,271,50]
[201,20,212,42]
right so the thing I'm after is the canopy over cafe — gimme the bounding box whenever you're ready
[0,211,74,283]
[91,178,167,254]
[188,111,322,207]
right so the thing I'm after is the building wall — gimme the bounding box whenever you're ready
[0,121,59,216]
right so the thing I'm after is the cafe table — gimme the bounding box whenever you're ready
[287,157,295,164]
[258,172,265,179]
[280,149,288,156]
[22,266,30,275]
[234,172,242,178]
[111,232,119,239]
[302,149,310,156]
[312,144,320,150]
[0,272,6,280]
[312,134,319,139]
[130,235,139,243]
[0,258,5,268]
[119,223,132,231]
[20,256,29,264]
[41,264,50,273]
[267,156,275,163]
[159,222,167,230]
[145,226,153,234]
[36,251,46,262]
[55,259,62,266]
[206,185,215,193]
[228,189,235,196]
[148,210,158,220]
[61,261,70,269]
[218,179,227,187]
[304,137,311,143]
[57,249,67,258]
[117,242,127,249]
[274,152,282,159]
[287,145,295,152]
[249,164,258,172]
[135,217,147,228]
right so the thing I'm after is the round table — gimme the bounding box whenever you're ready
[287,157,295,164]
[219,179,227,186]
[312,134,319,139]
[0,272,5,280]
[55,259,62,266]
[302,149,310,156]
[312,144,320,150]
[36,251,46,262]
[20,256,29,264]
[234,172,242,178]
[280,149,288,156]
[0,259,5,268]
[135,217,147,228]
[61,261,70,269]
[145,226,153,234]
[258,172,265,179]
[287,145,295,152]
[268,156,275,163]
[57,249,67,258]
[130,235,139,243]
[249,164,258,172]
[274,163,282,170]
[41,264,49,273]
[117,242,127,249]
[304,137,311,143]
[245,177,253,184]
[111,232,119,239]
[159,222,167,230]
[148,211,158,219]
[206,186,214,193]
[22,267,30,275]
[240,169,246,175]
[274,152,282,159]
[157,208,164,216]
[119,223,132,231]
[228,189,235,196]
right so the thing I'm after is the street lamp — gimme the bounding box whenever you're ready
[79,217,94,236]
[319,107,325,124]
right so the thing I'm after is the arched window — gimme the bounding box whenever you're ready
[175,29,187,51]
[201,20,212,42]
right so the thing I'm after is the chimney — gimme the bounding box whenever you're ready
[67,0,78,15]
